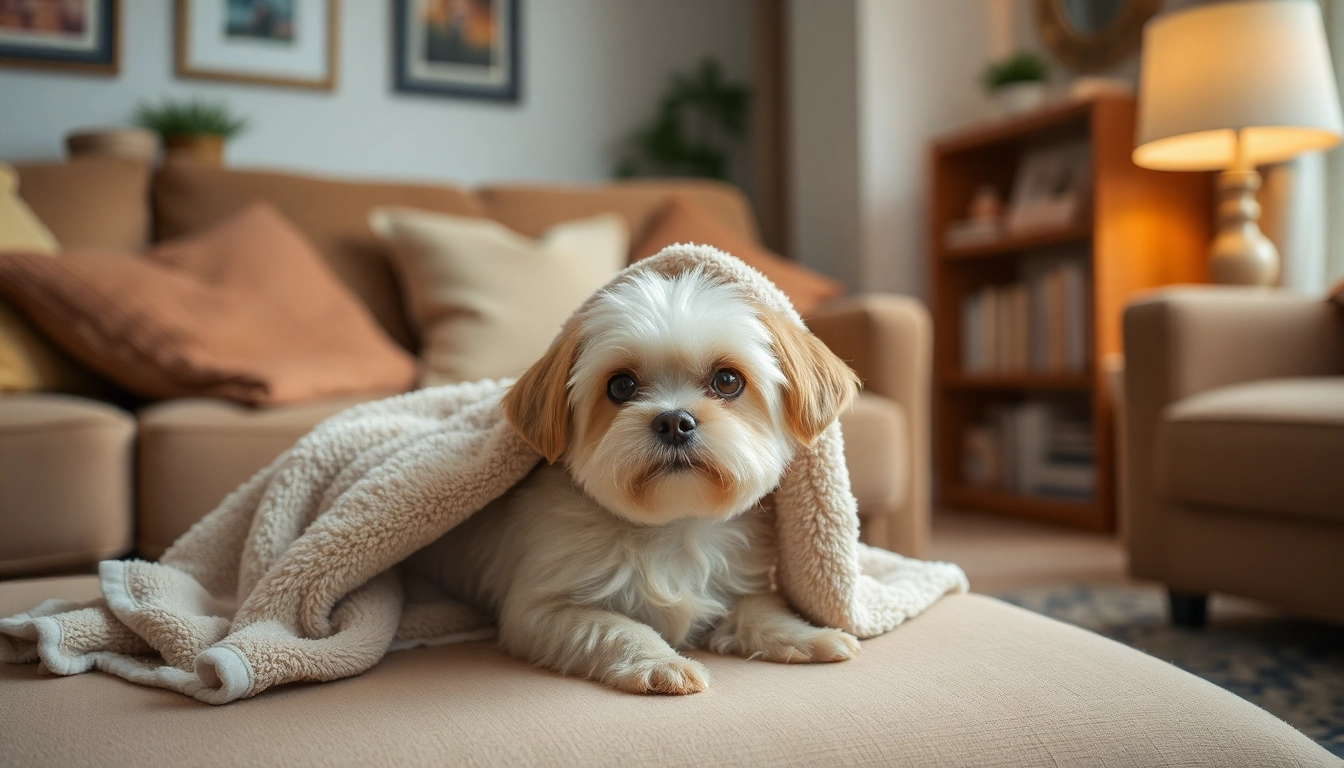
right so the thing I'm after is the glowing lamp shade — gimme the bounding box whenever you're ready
[1134,0,1344,172]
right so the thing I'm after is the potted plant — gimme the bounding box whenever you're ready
[982,52,1050,115]
[134,98,248,166]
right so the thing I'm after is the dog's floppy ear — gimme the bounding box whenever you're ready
[759,309,861,446]
[503,323,581,463]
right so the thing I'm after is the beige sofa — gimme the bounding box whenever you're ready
[1,163,1337,766]
[0,158,929,577]
[1123,287,1344,625]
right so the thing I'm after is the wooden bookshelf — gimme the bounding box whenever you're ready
[929,95,1212,531]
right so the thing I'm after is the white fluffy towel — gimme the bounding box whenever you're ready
[0,245,967,704]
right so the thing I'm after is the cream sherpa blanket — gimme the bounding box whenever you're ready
[0,246,968,704]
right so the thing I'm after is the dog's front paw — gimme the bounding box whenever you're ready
[607,655,710,695]
[748,626,861,664]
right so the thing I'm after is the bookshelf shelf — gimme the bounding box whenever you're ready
[942,223,1093,260]
[929,95,1213,532]
[941,372,1093,391]
[941,487,1105,531]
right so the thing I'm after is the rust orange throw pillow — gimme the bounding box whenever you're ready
[632,197,845,316]
[0,203,417,405]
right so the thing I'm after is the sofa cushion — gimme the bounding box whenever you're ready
[371,208,627,386]
[840,392,908,520]
[153,163,485,349]
[13,158,151,251]
[136,394,388,557]
[632,197,845,317]
[1158,377,1344,523]
[0,582,1332,767]
[0,395,134,577]
[478,179,758,246]
[0,204,417,406]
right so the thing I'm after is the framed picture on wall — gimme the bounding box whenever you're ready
[392,0,520,102]
[0,0,120,74]
[176,0,338,91]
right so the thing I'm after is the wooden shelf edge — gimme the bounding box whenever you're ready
[940,372,1093,391]
[940,223,1093,260]
[932,97,1110,156]
[941,486,1108,531]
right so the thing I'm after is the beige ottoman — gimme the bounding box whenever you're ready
[0,396,134,577]
[0,576,1333,767]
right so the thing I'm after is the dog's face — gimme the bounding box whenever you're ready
[504,267,859,526]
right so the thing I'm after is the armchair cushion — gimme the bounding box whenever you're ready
[838,392,907,520]
[1158,377,1344,524]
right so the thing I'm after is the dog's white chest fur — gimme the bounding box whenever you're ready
[411,463,773,649]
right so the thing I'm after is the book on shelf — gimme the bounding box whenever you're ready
[960,253,1090,376]
[961,399,1095,500]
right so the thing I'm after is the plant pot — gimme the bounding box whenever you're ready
[994,82,1048,116]
[163,134,226,166]
[66,128,159,162]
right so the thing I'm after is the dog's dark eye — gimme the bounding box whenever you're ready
[607,373,639,404]
[710,368,744,398]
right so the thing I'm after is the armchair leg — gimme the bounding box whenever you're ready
[1168,589,1209,628]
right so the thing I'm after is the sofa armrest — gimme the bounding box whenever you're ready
[808,294,931,556]
[1122,287,1344,577]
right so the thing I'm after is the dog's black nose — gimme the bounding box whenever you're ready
[651,410,697,446]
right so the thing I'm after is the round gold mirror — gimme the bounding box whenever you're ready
[1035,0,1161,73]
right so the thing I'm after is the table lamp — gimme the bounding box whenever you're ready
[1133,0,1343,285]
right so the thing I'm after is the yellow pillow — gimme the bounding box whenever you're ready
[0,162,90,393]
[371,209,627,387]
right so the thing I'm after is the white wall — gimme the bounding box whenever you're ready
[787,0,862,288]
[0,0,752,187]
[787,0,992,296]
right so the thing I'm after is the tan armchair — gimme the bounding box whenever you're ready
[1122,287,1344,625]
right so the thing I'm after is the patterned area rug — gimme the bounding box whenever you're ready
[993,583,1344,757]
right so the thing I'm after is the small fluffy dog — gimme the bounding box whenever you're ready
[408,266,862,694]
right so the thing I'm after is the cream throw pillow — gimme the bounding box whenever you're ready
[371,208,628,386]
[0,162,81,394]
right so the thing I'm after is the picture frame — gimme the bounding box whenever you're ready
[1005,140,1093,234]
[392,0,520,102]
[0,0,120,74]
[176,0,338,91]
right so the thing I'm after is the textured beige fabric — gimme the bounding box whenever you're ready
[153,163,487,349]
[371,208,627,386]
[839,393,908,537]
[0,246,966,704]
[0,395,134,577]
[137,394,390,558]
[1123,288,1344,620]
[1159,377,1344,523]
[478,179,759,244]
[808,295,931,557]
[0,580,1333,768]
[14,158,152,251]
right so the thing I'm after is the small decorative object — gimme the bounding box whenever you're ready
[945,185,1004,248]
[65,128,159,161]
[392,0,520,102]
[614,58,750,181]
[176,0,338,91]
[1036,0,1159,73]
[1005,140,1091,234]
[134,98,249,166]
[982,51,1049,115]
[0,0,119,74]
[1134,0,1343,286]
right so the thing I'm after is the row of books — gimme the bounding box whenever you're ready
[962,400,1095,499]
[960,256,1090,374]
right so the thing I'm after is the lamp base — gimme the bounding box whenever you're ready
[1209,169,1278,286]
